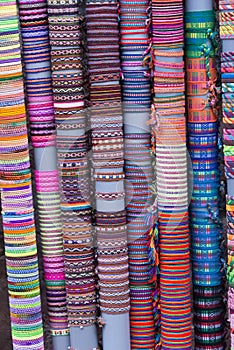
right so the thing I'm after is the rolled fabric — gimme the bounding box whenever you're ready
[151,0,192,349]
[0,1,44,349]
[185,3,224,350]
[17,0,70,345]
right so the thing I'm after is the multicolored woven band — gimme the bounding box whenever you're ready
[0,1,231,349]
[86,0,130,321]
[150,0,192,349]
[186,7,224,350]
[119,0,159,348]
[18,0,69,337]
[47,0,97,338]
[0,0,44,348]
[219,1,234,349]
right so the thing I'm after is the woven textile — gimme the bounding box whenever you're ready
[18,0,69,337]
[0,0,44,348]
[186,7,224,350]
[0,2,232,349]
[47,0,97,331]
[152,1,192,349]
[219,1,234,349]
[119,0,159,348]
[86,0,130,320]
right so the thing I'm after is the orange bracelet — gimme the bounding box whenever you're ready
[186,69,217,83]
[186,57,216,71]
[188,108,217,123]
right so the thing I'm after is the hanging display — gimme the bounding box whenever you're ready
[0,1,232,349]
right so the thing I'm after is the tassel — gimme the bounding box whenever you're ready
[146,120,161,348]
[146,199,161,348]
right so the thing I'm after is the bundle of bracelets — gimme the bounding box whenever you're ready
[47,1,98,349]
[219,0,234,348]
[86,1,131,349]
[119,0,159,349]
[151,0,192,349]
[185,3,224,350]
[0,0,44,349]
[17,0,70,347]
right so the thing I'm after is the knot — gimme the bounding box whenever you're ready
[155,339,162,350]
[199,43,211,58]
[199,44,213,80]
[208,80,217,107]
[143,41,152,56]
[143,53,153,69]
[207,28,218,46]
[97,317,105,328]
[206,28,213,38]
[146,5,151,16]
[145,17,151,28]
[208,80,217,93]
[144,71,153,79]
[143,42,153,68]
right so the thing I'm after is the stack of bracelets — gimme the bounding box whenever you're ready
[119,0,158,349]
[185,7,224,350]
[219,0,234,348]
[0,0,44,349]
[152,0,192,349]
[18,0,69,341]
[86,1,131,348]
[47,0,98,347]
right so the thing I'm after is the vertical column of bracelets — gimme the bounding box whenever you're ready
[186,8,224,350]
[47,0,97,332]
[86,0,130,329]
[18,0,69,338]
[119,0,158,348]
[0,0,44,349]
[152,0,192,349]
[219,1,234,349]
[226,195,234,350]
